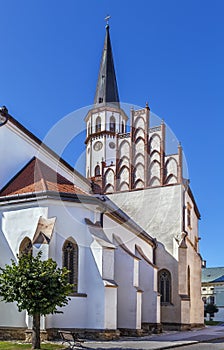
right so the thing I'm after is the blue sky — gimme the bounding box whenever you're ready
[0,0,223,266]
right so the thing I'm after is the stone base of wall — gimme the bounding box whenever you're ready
[119,328,144,337]
[142,323,162,334]
[0,323,204,342]
[47,328,121,341]
[0,327,120,342]
[162,323,205,331]
[0,327,27,341]
[25,330,48,342]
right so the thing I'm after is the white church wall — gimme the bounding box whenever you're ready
[138,256,159,324]
[103,214,154,263]
[102,248,115,280]
[115,244,139,329]
[108,185,182,255]
[46,201,114,329]
[103,212,156,328]
[104,287,117,329]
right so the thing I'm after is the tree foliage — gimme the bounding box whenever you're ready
[0,251,73,315]
[205,303,219,320]
[0,251,73,348]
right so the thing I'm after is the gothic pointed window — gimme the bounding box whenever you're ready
[95,165,101,177]
[63,239,78,294]
[158,269,171,304]
[19,237,33,256]
[110,116,116,132]
[96,116,101,133]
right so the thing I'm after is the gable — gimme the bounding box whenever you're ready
[0,114,91,193]
[0,157,89,197]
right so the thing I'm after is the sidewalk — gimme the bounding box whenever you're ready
[79,325,224,349]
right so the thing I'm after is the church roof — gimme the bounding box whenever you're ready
[0,157,89,196]
[94,24,120,107]
[202,267,224,283]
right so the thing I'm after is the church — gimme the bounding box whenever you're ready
[0,22,204,340]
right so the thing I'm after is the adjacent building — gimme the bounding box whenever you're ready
[202,267,224,321]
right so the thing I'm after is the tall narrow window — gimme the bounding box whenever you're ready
[63,239,78,293]
[109,116,116,132]
[121,121,125,133]
[188,266,191,298]
[95,165,101,177]
[96,116,101,133]
[158,269,171,304]
[19,237,33,256]
[187,203,192,228]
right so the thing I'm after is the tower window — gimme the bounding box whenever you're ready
[121,121,125,133]
[187,203,192,228]
[96,116,101,133]
[63,239,78,294]
[95,165,101,176]
[110,116,116,133]
[158,269,171,304]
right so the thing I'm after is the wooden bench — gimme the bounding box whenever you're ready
[58,330,85,349]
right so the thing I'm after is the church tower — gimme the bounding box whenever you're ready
[85,22,128,190]
[86,22,183,194]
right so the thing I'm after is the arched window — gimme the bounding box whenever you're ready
[19,237,33,256]
[109,116,116,132]
[95,165,101,177]
[63,239,78,293]
[158,269,171,304]
[121,121,125,133]
[95,116,101,133]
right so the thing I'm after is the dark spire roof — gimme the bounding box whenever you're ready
[94,24,120,108]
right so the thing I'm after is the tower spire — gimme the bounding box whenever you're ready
[94,19,120,107]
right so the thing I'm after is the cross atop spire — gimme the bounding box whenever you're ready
[105,15,111,27]
[94,19,120,108]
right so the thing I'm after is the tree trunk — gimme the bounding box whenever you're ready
[32,313,41,349]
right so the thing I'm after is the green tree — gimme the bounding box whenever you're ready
[205,303,219,321]
[0,251,73,349]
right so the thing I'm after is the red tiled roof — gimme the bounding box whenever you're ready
[0,157,89,197]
